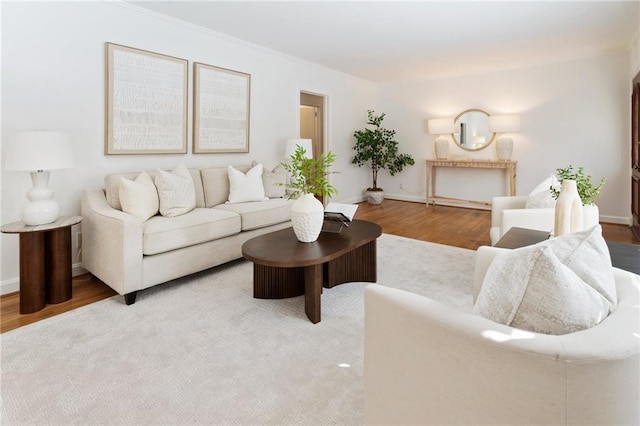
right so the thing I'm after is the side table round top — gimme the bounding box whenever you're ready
[1,215,82,234]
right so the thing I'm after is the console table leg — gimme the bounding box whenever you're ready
[304,264,322,324]
[19,233,46,314]
[46,227,72,304]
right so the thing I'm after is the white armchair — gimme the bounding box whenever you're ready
[490,195,599,245]
[364,246,640,425]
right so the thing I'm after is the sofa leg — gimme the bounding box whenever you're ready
[124,291,138,305]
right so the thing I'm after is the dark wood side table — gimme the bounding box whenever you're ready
[495,226,640,275]
[1,216,82,314]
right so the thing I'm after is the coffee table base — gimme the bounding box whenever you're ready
[252,240,378,323]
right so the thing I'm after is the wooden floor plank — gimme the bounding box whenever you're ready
[2,200,637,333]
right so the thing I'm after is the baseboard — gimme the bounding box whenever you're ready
[599,215,633,225]
[0,262,85,296]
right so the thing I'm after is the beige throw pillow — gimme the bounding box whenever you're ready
[155,164,196,217]
[253,161,286,198]
[525,174,560,209]
[227,164,268,203]
[474,225,616,335]
[119,171,159,221]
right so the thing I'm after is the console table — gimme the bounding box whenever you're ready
[425,159,517,207]
[1,216,82,314]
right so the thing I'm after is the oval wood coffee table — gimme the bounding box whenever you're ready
[242,220,382,324]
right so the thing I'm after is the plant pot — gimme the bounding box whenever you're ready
[291,193,324,242]
[366,189,384,205]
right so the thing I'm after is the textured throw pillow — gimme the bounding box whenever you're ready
[119,171,159,221]
[474,245,613,335]
[525,174,560,209]
[154,164,196,217]
[227,163,268,203]
[252,161,286,198]
[474,224,616,335]
[539,224,617,309]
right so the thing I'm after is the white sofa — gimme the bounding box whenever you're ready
[364,246,640,425]
[490,195,599,245]
[81,165,293,304]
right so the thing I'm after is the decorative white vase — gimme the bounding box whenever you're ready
[366,189,384,205]
[554,180,583,236]
[291,193,324,242]
[434,136,449,160]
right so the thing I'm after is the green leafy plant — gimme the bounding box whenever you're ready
[352,110,415,191]
[282,145,337,199]
[550,165,605,205]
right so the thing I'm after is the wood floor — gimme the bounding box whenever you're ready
[2,200,638,333]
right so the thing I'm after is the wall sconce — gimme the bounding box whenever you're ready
[427,118,455,160]
[489,114,521,160]
[4,131,74,225]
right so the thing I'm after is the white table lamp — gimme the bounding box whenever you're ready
[489,114,521,160]
[285,138,313,160]
[427,118,454,159]
[5,131,74,225]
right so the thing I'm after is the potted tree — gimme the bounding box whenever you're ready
[352,110,415,204]
[282,145,337,242]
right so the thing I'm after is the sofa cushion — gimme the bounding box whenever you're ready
[214,198,292,231]
[105,168,205,210]
[201,164,251,208]
[143,208,241,255]
[525,174,560,209]
[155,164,196,217]
[119,171,159,221]
[253,160,286,198]
[474,225,615,335]
[227,164,268,203]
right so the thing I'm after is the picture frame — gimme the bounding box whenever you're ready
[105,43,188,155]
[193,62,251,153]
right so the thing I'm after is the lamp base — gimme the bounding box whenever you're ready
[22,200,60,225]
[434,136,450,159]
[22,171,60,226]
[496,137,513,160]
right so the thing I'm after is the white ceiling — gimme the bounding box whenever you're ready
[130,1,639,82]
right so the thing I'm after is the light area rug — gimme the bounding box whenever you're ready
[0,234,475,425]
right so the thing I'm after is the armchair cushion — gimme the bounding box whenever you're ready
[474,225,616,335]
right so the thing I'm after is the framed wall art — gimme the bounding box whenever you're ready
[193,62,251,153]
[105,42,188,155]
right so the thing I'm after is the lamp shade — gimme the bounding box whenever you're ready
[285,138,313,160]
[489,115,521,133]
[5,131,73,171]
[427,118,455,135]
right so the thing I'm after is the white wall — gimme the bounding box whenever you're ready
[0,1,377,293]
[377,52,631,224]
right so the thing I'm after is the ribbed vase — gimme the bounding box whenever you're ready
[291,193,324,242]
[554,180,583,236]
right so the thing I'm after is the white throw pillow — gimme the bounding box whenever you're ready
[539,224,617,309]
[154,164,196,217]
[525,174,560,209]
[474,245,612,335]
[119,171,159,221]
[227,164,268,203]
[474,224,615,335]
[252,161,286,198]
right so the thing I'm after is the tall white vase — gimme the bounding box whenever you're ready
[554,180,583,236]
[291,193,324,242]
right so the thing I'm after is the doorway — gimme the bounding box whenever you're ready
[299,92,324,161]
[300,92,326,203]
